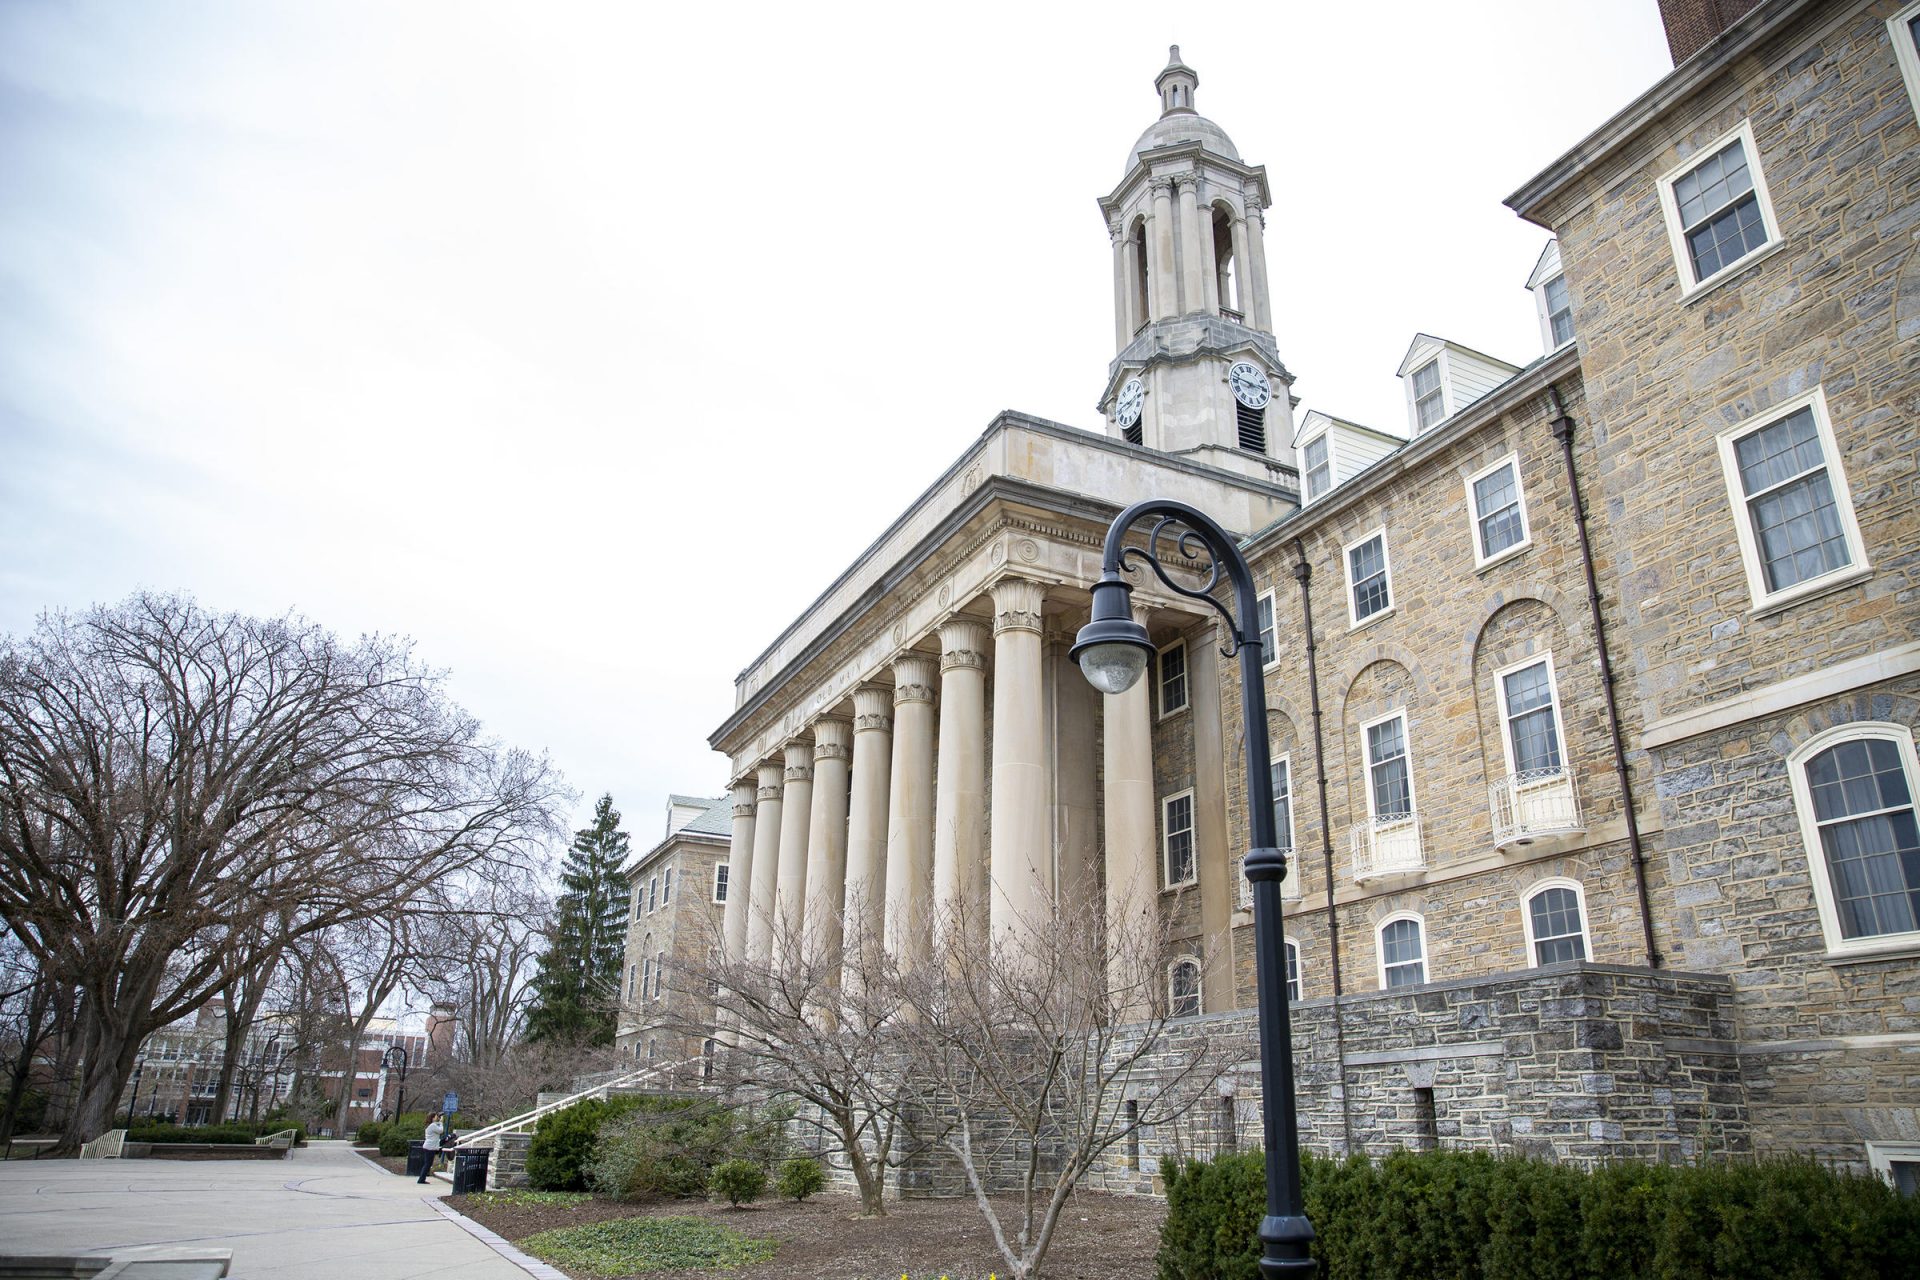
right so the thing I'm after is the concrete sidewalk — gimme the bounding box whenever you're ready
[0,1141,558,1279]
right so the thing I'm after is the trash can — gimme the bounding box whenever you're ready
[405,1139,429,1178]
[452,1147,490,1194]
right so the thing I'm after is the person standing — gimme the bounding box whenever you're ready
[416,1113,443,1184]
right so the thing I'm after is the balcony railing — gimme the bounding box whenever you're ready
[1351,813,1425,882]
[1489,768,1584,848]
[1233,851,1301,911]
[1220,306,1245,323]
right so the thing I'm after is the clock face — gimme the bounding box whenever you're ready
[1116,378,1145,429]
[1228,361,1272,410]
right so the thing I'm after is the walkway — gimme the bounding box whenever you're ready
[0,1141,557,1279]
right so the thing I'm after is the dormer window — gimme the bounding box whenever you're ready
[1303,436,1332,501]
[1411,361,1445,431]
[1543,275,1573,347]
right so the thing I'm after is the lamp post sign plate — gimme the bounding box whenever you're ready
[442,1092,458,1116]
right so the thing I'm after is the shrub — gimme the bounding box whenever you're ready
[589,1099,741,1201]
[379,1117,426,1159]
[526,1096,645,1192]
[1156,1149,1920,1280]
[776,1157,826,1202]
[356,1121,387,1148]
[710,1158,766,1207]
[124,1121,305,1146]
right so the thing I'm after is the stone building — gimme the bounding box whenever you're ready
[676,0,1918,1185]
[615,794,733,1066]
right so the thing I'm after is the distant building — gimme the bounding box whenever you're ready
[615,794,732,1069]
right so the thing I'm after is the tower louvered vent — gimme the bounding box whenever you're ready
[1236,402,1266,452]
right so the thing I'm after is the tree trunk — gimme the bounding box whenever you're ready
[0,979,51,1142]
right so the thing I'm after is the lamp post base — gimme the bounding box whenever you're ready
[1259,1211,1317,1277]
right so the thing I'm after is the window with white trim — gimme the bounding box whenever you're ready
[1543,274,1574,347]
[627,964,638,999]
[1271,753,1294,856]
[1256,591,1276,667]
[1163,790,1196,888]
[1467,454,1530,566]
[1868,1140,1920,1198]
[1169,957,1202,1018]
[1304,435,1332,501]
[1789,724,1920,957]
[648,876,658,913]
[1497,656,1566,779]
[1656,120,1781,295]
[1893,3,1920,121]
[1411,360,1445,430]
[1284,938,1301,1003]
[641,956,653,998]
[662,866,673,905]
[1379,914,1426,989]
[1345,530,1392,626]
[1366,713,1414,821]
[1158,639,1188,717]
[1524,880,1589,965]
[712,863,730,903]
[1717,389,1868,609]
[654,950,666,998]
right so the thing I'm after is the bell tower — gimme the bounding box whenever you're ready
[1097,47,1295,485]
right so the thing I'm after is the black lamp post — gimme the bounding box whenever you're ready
[125,1058,145,1128]
[382,1044,411,1120]
[1070,498,1316,1279]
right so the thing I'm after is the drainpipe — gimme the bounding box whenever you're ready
[1292,541,1355,1153]
[1546,385,1660,968]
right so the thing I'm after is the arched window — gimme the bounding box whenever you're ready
[655,949,667,998]
[1789,724,1920,956]
[1283,938,1302,1002]
[1378,913,1426,989]
[1523,879,1589,965]
[1168,957,1202,1018]
[1212,203,1238,315]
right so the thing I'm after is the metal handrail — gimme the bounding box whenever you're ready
[456,1057,699,1150]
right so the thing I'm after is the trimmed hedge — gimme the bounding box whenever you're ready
[710,1158,766,1207]
[527,1096,648,1192]
[1157,1149,1920,1280]
[124,1121,308,1146]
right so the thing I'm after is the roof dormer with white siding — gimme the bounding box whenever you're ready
[1526,240,1575,354]
[1294,409,1406,504]
[1396,335,1522,436]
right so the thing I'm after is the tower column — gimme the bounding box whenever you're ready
[802,717,852,969]
[843,684,893,999]
[1110,222,1132,349]
[933,616,989,948]
[1150,179,1177,321]
[988,577,1050,954]
[1244,204,1273,331]
[773,738,814,966]
[1198,199,1221,314]
[1177,173,1206,314]
[745,761,783,967]
[1229,211,1252,319]
[1103,603,1158,1015]
[883,654,938,971]
[721,779,757,965]
[1121,233,1142,337]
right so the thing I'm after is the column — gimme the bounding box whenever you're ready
[802,716,852,968]
[1110,221,1131,349]
[932,617,989,947]
[745,761,783,967]
[1244,204,1273,331]
[1150,179,1177,321]
[1197,200,1221,315]
[772,738,814,967]
[843,683,893,998]
[1189,623,1236,1012]
[883,654,938,971]
[1103,604,1158,1015]
[721,778,757,965]
[1121,233,1141,337]
[1229,211,1252,319]
[988,577,1050,954]
[1177,174,1205,315]
[1049,637,1099,922]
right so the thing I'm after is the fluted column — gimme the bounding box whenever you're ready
[1177,174,1205,314]
[803,717,852,969]
[1150,179,1177,321]
[1198,201,1221,315]
[721,779,757,965]
[745,761,783,967]
[1104,603,1158,1014]
[884,654,938,971]
[843,684,893,998]
[989,577,1050,954]
[1121,233,1142,337]
[1244,204,1273,331]
[1228,211,1252,318]
[1110,220,1131,349]
[933,617,989,947]
[772,738,814,966]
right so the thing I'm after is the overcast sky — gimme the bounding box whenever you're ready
[0,1,1673,855]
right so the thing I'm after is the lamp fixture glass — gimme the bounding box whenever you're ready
[1078,642,1150,694]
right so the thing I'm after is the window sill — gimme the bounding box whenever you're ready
[1348,606,1396,634]
[1474,540,1533,575]
[1161,879,1198,895]
[1748,565,1872,620]
[1158,704,1190,723]
[1823,937,1920,967]
[1679,238,1787,306]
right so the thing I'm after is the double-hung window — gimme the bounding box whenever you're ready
[1716,388,1867,610]
[1894,3,1920,120]
[1284,939,1302,1002]
[1379,914,1426,988]
[713,863,729,903]
[1271,754,1294,854]
[1790,724,1920,958]
[1656,120,1780,296]
[1411,360,1446,430]
[1168,958,1202,1018]
[1345,530,1393,626]
[1366,714,1413,821]
[648,876,658,913]
[1158,639,1188,717]
[1163,790,1196,888]
[1524,881,1589,965]
[1499,658,1565,780]
[1467,454,1530,566]
[1304,435,1332,501]
[1543,274,1574,347]
[662,866,673,905]
[1256,591,1276,667]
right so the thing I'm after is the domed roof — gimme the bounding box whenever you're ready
[1127,113,1239,171]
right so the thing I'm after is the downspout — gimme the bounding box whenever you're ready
[1546,385,1660,967]
[1291,541,1354,1153]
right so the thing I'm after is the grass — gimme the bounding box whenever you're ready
[522,1215,778,1275]
[461,1188,594,1208]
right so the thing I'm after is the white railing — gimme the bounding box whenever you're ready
[1233,852,1301,911]
[457,1057,699,1151]
[1490,768,1583,848]
[1350,813,1425,882]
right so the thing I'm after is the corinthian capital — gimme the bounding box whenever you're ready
[991,577,1047,636]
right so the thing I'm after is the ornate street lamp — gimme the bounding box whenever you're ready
[125,1058,146,1127]
[1071,498,1316,1279]
[382,1044,411,1120]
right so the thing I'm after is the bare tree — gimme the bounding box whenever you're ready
[0,933,66,1140]
[442,886,545,1070]
[890,893,1231,1280]
[0,595,566,1152]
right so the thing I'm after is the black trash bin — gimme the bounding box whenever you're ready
[405,1139,429,1178]
[452,1147,490,1194]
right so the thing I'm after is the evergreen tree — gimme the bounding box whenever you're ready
[525,794,632,1045]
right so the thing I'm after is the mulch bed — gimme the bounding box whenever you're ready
[449,1188,1167,1280]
